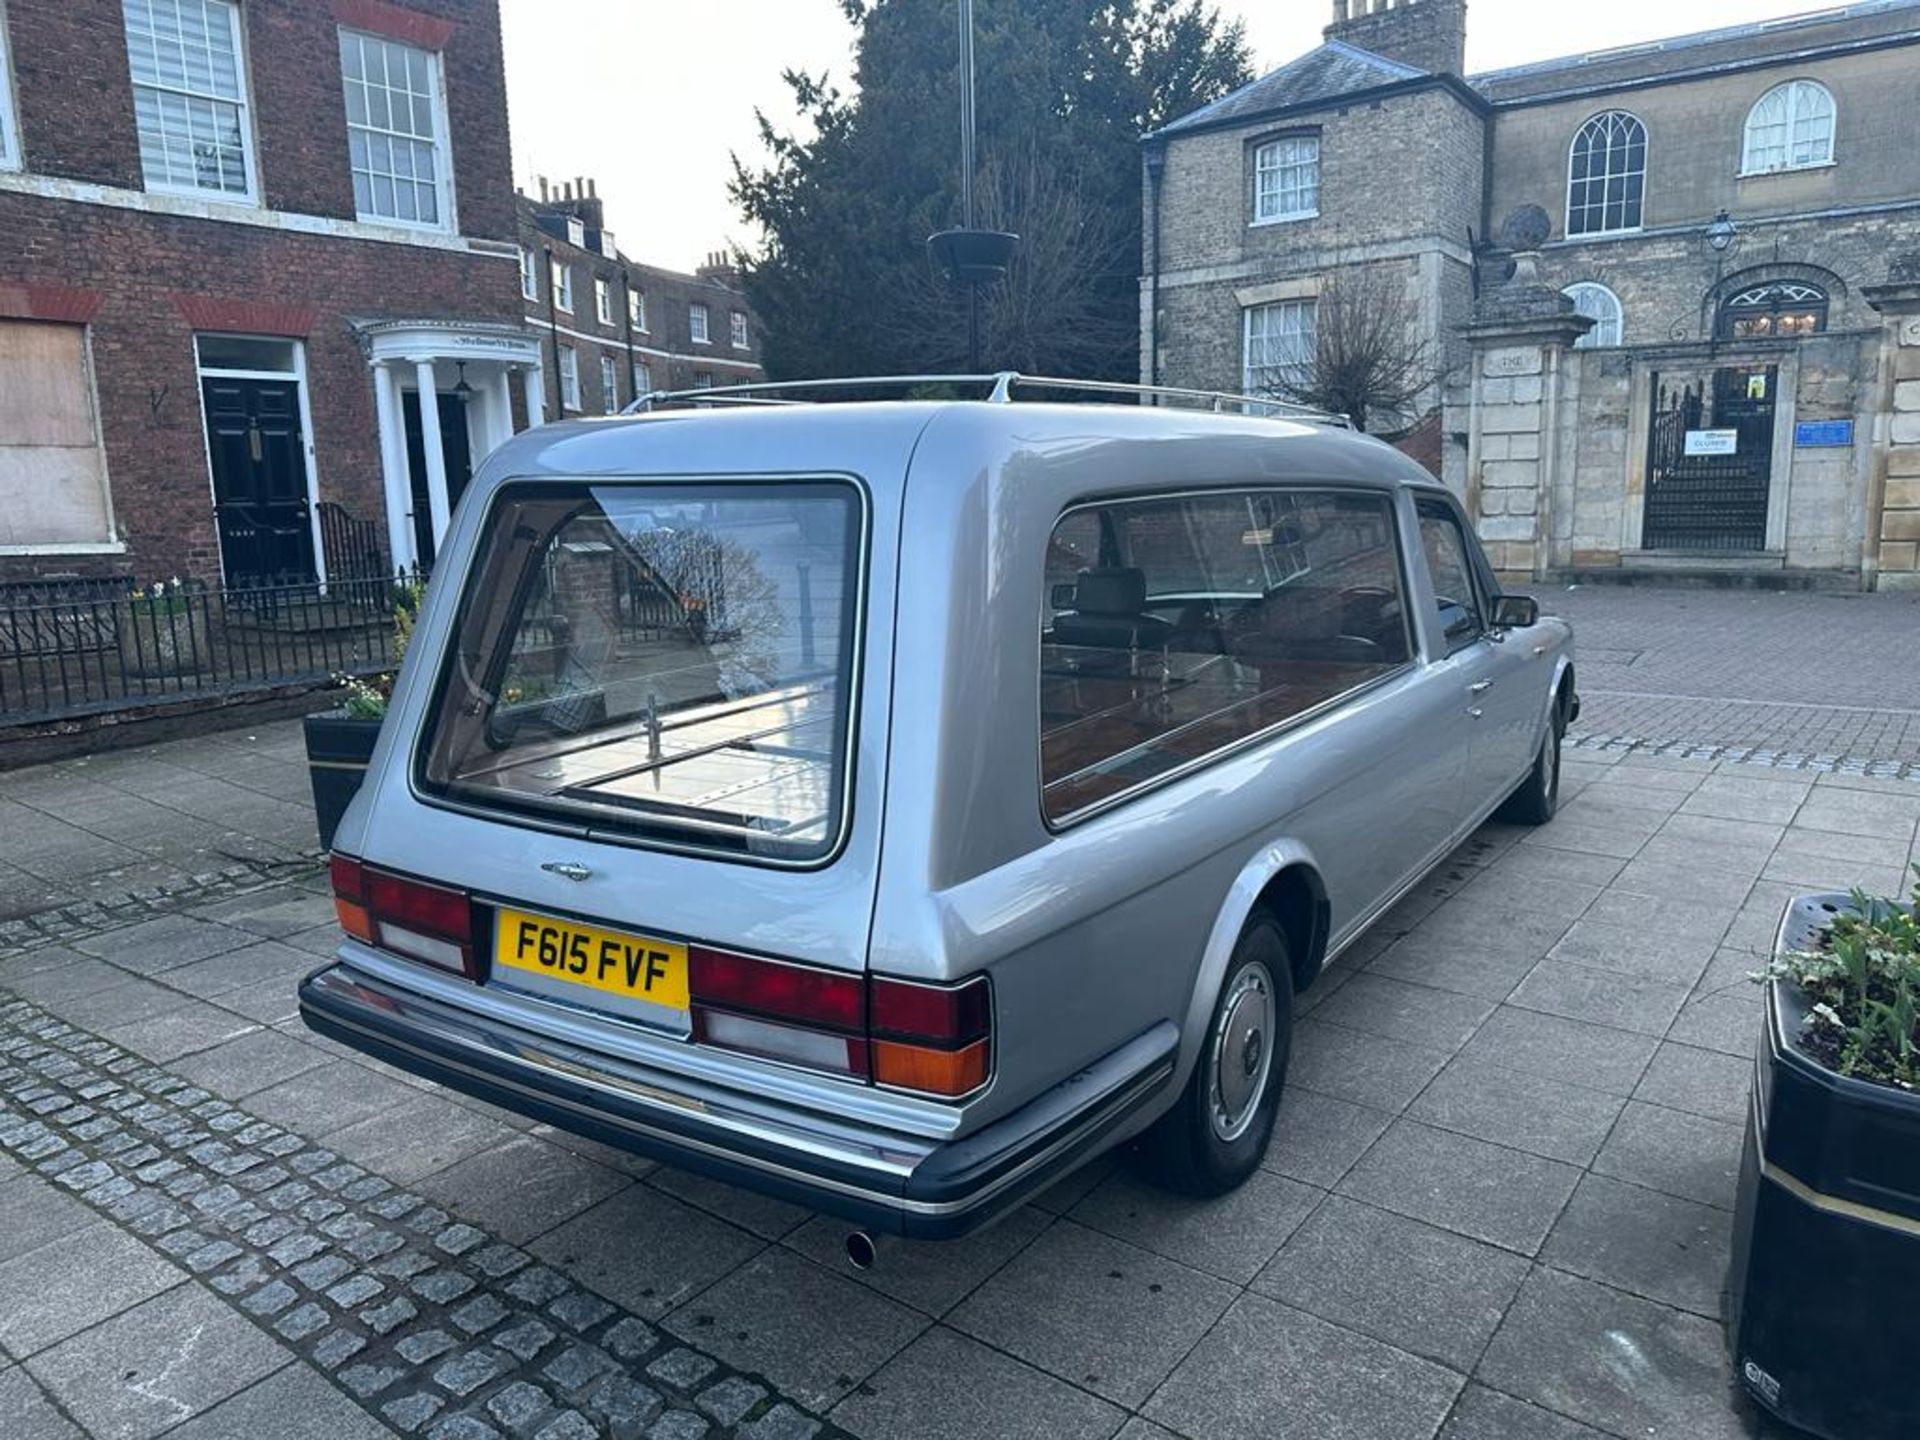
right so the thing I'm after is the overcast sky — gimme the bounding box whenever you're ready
[501,0,1835,271]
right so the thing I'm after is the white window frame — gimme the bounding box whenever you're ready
[600,354,620,413]
[629,288,647,332]
[1741,79,1836,176]
[558,345,580,411]
[635,360,652,395]
[338,27,454,231]
[519,247,539,302]
[693,371,713,389]
[123,0,260,203]
[595,277,614,326]
[729,311,750,350]
[1252,135,1319,225]
[1563,282,1624,349]
[689,302,710,345]
[1566,110,1647,238]
[1242,299,1316,399]
[0,2,21,172]
[551,259,573,313]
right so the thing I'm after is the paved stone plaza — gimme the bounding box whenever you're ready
[0,586,1915,1439]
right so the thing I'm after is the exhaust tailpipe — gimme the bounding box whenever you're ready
[844,1230,877,1271]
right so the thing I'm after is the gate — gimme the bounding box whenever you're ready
[1643,366,1776,552]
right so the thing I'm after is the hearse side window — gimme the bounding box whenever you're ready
[418,480,863,865]
[1414,499,1485,654]
[1040,488,1412,823]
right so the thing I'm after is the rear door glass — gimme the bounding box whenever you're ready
[1040,488,1412,822]
[418,479,864,864]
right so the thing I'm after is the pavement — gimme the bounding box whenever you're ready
[0,585,1914,1440]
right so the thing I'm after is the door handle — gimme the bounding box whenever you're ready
[1467,707,1484,719]
[1469,680,1494,694]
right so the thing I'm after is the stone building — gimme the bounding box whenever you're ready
[1143,0,1920,589]
[519,182,763,423]
[0,0,542,587]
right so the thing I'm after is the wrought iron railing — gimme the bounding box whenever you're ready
[0,573,406,725]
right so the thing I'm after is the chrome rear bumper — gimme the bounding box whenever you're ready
[299,964,1177,1238]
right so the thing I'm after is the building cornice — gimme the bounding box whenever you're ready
[1143,71,1490,147]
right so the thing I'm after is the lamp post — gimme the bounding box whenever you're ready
[1706,208,1738,355]
[927,0,1017,372]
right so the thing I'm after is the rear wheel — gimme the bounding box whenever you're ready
[1138,915,1294,1196]
[1498,708,1562,825]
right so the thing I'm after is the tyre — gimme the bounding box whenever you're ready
[1138,914,1294,1196]
[1497,708,1562,825]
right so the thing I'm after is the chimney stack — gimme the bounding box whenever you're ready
[1324,0,1466,77]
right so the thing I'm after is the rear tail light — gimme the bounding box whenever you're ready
[689,953,992,1098]
[330,854,475,977]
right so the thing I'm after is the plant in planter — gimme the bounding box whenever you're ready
[303,579,423,850]
[120,578,212,678]
[1727,865,1920,1440]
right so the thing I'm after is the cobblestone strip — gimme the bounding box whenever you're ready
[1567,731,1919,781]
[0,996,838,1440]
[0,851,326,956]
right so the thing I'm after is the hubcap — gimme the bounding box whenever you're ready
[1209,963,1275,1143]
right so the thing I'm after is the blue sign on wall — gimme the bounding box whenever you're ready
[1794,419,1854,448]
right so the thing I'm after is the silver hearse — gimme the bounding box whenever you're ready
[301,376,1577,1245]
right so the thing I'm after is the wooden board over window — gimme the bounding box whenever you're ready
[0,320,114,548]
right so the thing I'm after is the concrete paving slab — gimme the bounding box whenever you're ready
[1544,917,1719,988]
[645,1165,815,1242]
[949,1219,1235,1408]
[1478,1267,1750,1440]
[24,1282,290,1440]
[157,1351,398,1439]
[244,1058,425,1136]
[1633,1042,1753,1126]
[166,1026,334,1100]
[74,914,255,974]
[0,1223,184,1359]
[1067,1166,1322,1285]
[1408,1056,1626,1167]
[317,1092,521,1186]
[663,1248,925,1412]
[1590,1101,1744,1209]
[1457,1006,1660,1097]
[829,1325,1124,1440]
[415,1135,634,1248]
[1363,936,1541,1002]
[1305,974,1496,1053]
[1253,1194,1528,1372]
[1507,958,1691,1036]
[1289,1019,1453,1114]
[530,1185,764,1320]
[1336,1119,1581,1257]
[159,938,318,1000]
[1437,1384,1610,1440]
[0,1176,98,1266]
[0,1365,83,1439]
[1264,1087,1393,1189]
[1144,1292,1463,1440]
[1541,1173,1731,1318]
[98,1001,256,1063]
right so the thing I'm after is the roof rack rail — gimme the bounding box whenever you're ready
[626,372,1351,427]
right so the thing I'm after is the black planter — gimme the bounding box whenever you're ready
[304,709,382,852]
[1727,891,1920,1440]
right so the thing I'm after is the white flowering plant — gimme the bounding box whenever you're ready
[127,577,191,617]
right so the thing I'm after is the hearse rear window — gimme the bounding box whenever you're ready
[1041,488,1411,822]
[418,480,863,864]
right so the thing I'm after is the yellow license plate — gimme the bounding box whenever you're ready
[493,908,690,1012]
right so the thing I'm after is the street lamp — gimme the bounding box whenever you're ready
[926,0,1017,372]
[1707,209,1738,253]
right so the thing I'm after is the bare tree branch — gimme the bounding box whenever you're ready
[1258,264,1444,434]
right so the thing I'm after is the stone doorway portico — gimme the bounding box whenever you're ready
[357,320,544,574]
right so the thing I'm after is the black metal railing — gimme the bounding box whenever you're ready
[318,501,392,582]
[0,573,406,724]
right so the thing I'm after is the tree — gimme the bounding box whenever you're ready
[731,0,1250,383]
[1254,265,1444,435]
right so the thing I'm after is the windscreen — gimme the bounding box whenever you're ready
[418,480,863,864]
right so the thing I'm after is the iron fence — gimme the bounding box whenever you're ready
[0,573,407,724]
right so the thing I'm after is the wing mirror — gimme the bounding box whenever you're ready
[1491,595,1539,629]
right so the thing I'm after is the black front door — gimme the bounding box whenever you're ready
[401,390,475,571]
[202,377,316,587]
[1643,365,1777,552]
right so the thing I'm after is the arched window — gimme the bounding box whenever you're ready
[1563,282,1623,348]
[1567,111,1647,237]
[1718,281,1828,339]
[1743,80,1835,174]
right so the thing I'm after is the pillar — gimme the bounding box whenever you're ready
[1863,258,1920,591]
[414,359,452,550]
[1460,250,1593,583]
[488,368,515,449]
[522,365,546,428]
[372,361,415,575]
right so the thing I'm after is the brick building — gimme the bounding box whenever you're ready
[1144,0,1920,589]
[0,0,538,587]
[518,180,763,420]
